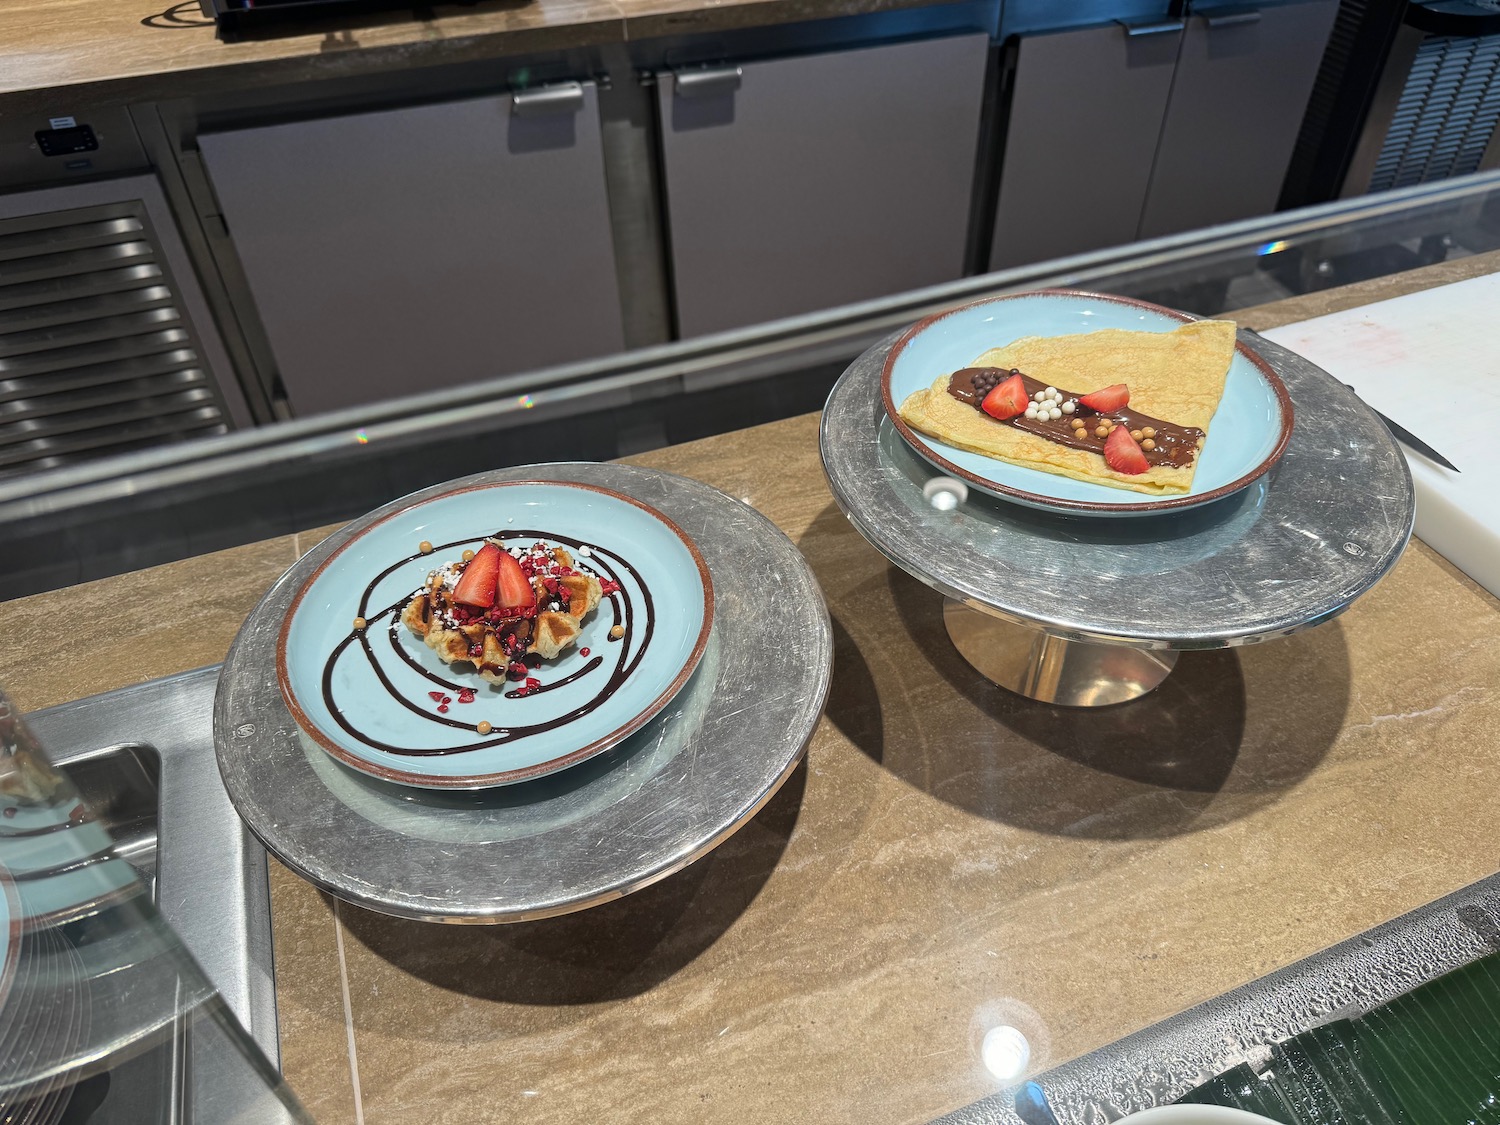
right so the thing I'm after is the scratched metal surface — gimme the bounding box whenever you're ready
[213,463,831,924]
[934,872,1500,1125]
[821,330,1415,649]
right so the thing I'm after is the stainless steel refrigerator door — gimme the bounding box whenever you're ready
[1138,0,1340,239]
[199,85,625,416]
[989,18,1181,270]
[656,33,989,339]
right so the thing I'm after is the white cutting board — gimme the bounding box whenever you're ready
[1260,271,1499,599]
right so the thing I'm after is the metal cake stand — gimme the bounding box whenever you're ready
[214,463,832,923]
[820,329,1415,707]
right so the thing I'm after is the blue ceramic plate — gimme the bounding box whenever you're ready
[0,866,15,1008]
[882,289,1294,517]
[278,481,714,789]
[0,799,140,930]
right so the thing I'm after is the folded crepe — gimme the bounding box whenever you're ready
[897,319,1238,496]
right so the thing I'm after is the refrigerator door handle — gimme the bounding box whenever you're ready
[1114,18,1186,36]
[511,81,586,117]
[674,66,745,99]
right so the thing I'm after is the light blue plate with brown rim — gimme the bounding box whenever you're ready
[278,480,713,789]
[881,289,1295,517]
[0,801,139,930]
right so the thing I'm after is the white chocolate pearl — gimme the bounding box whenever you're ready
[1045,387,1059,400]
[1033,390,1046,402]
[1061,401,1076,414]
[1025,405,1039,418]
[1049,408,1062,420]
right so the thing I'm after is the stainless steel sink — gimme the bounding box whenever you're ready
[24,665,280,1121]
[57,744,163,900]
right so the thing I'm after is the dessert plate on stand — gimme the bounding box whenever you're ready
[882,289,1295,517]
[826,320,1413,705]
[278,480,712,789]
[216,463,832,923]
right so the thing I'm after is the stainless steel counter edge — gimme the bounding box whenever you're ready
[26,665,278,1070]
[935,872,1500,1124]
[5,170,1498,526]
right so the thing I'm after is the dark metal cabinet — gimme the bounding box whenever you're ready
[989,20,1182,269]
[1138,1,1342,238]
[199,85,625,416]
[991,0,1339,267]
[655,33,991,338]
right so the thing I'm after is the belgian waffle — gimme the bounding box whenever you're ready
[402,544,603,684]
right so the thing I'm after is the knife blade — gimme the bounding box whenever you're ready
[1374,410,1461,472]
[1343,384,1460,472]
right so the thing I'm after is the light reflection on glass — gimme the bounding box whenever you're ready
[923,477,968,511]
[982,1024,1032,1081]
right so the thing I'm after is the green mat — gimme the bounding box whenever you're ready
[1177,953,1500,1125]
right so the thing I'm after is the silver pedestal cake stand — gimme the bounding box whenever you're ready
[820,329,1415,707]
[214,463,832,923]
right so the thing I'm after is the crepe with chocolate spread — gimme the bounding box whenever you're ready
[896,320,1238,496]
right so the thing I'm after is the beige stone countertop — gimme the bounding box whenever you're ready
[3,253,1500,1123]
[0,0,948,113]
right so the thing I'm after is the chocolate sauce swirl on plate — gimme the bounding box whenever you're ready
[318,532,655,756]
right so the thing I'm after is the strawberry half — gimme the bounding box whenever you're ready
[981,373,1029,421]
[1103,426,1150,475]
[494,546,536,612]
[452,543,501,607]
[1079,383,1130,412]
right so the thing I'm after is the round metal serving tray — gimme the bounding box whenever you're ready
[214,463,831,924]
[821,327,1415,705]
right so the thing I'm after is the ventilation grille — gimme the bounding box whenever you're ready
[0,203,231,479]
[1369,32,1500,192]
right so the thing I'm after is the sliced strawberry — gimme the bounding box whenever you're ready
[452,543,501,607]
[981,373,1029,421]
[1103,426,1150,475]
[1078,383,1130,413]
[494,546,536,612]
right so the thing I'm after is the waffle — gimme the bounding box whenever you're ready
[402,545,603,684]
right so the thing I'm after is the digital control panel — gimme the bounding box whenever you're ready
[35,123,99,157]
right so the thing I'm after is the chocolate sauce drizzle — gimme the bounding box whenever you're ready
[947,368,1204,470]
[319,532,655,756]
